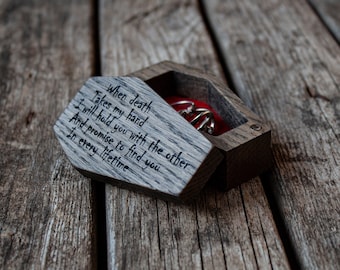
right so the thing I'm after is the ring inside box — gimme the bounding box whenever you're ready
[130,61,272,190]
[144,71,248,134]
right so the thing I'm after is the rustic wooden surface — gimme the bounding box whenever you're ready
[203,0,340,268]
[100,0,288,269]
[308,0,340,43]
[0,0,96,269]
[0,0,339,269]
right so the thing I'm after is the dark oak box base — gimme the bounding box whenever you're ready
[130,61,273,190]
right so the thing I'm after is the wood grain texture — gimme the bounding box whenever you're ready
[0,0,95,268]
[100,0,289,269]
[54,76,222,201]
[308,0,340,43]
[203,0,340,268]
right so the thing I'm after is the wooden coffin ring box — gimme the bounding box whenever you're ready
[54,75,223,202]
[130,61,273,190]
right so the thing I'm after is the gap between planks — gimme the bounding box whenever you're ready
[197,0,239,96]
[90,0,107,269]
[307,0,340,44]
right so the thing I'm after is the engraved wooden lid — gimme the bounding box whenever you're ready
[54,76,223,201]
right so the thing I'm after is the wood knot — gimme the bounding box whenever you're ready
[26,111,36,125]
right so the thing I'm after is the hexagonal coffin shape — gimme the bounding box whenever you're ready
[54,76,222,201]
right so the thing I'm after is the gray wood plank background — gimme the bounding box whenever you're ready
[203,0,340,268]
[0,0,339,269]
[0,0,96,268]
[308,0,340,43]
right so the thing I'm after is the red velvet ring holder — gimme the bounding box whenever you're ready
[165,96,231,136]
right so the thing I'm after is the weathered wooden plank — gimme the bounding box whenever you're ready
[203,0,340,268]
[100,0,289,269]
[308,0,340,43]
[0,0,96,268]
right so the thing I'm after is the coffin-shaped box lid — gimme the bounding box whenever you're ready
[54,75,223,202]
